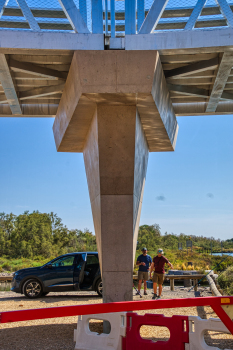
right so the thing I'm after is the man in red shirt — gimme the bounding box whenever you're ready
[150,248,173,299]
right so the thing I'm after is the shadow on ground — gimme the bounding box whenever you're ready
[0,293,101,303]
[0,323,76,350]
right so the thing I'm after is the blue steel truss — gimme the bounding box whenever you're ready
[0,0,233,35]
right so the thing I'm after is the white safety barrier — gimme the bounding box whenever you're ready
[74,312,127,350]
[186,316,231,350]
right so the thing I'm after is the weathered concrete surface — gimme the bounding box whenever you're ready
[125,27,233,54]
[53,50,178,153]
[0,31,104,54]
[83,106,149,302]
[52,49,178,303]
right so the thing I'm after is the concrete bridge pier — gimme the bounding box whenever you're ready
[83,105,148,302]
[53,50,178,302]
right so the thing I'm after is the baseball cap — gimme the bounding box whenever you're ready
[142,247,147,251]
[157,248,164,254]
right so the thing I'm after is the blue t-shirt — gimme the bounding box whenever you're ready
[137,254,152,272]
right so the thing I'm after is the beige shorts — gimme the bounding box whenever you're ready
[152,273,165,285]
[138,271,149,281]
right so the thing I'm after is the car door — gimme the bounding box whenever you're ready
[73,253,87,290]
[80,254,100,289]
[42,255,76,291]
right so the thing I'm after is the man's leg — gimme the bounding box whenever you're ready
[144,279,147,295]
[157,274,164,298]
[158,284,162,297]
[138,279,142,292]
[153,282,157,295]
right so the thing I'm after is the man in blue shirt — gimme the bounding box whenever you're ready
[136,247,152,295]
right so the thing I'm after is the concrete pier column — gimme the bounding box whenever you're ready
[83,105,149,302]
[53,50,179,302]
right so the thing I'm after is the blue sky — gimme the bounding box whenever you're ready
[0,114,232,240]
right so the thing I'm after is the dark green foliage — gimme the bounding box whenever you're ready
[137,224,233,253]
[218,266,233,295]
[0,211,97,259]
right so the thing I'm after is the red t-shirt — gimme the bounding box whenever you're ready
[153,256,169,274]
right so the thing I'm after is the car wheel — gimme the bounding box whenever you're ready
[96,279,103,297]
[23,279,43,299]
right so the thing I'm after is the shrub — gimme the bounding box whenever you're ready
[218,266,233,296]
[181,263,187,270]
[2,262,11,271]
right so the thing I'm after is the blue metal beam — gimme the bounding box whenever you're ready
[92,0,103,34]
[111,0,115,37]
[0,0,9,18]
[125,0,136,35]
[137,0,145,32]
[79,0,87,25]
[217,0,233,27]
[58,0,90,33]
[139,0,168,34]
[185,0,207,30]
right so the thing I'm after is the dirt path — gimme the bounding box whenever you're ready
[0,287,232,350]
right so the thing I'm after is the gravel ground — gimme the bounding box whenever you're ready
[0,286,232,350]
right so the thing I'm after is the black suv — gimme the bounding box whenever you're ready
[11,252,102,298]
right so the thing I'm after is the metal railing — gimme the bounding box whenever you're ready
[0,0,233,35]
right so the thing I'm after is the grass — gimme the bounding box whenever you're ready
[0,256,52,273]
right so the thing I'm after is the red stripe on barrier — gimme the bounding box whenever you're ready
[0,296,232,334]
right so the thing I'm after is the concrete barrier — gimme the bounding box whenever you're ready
[74,312,127,350]
[187,316,231,350]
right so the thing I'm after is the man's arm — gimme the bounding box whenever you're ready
[150,262,154,278]
[167,261,174,269]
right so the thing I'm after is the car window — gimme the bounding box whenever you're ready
[86,255,99,265]
[51,256,75,267]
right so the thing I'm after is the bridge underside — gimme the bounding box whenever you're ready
[1,32,233,118]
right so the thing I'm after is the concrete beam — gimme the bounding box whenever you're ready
[165,57,219,78]
[173,100,233,116]
[8,58,67,80]
[167,83,210,98]
[0,28,233,54]
[125,27,233,53]
[168,82,233,102]
[53,50,178,153]
[0,30,104,54]
[0,103,57,116]
[19,83,65,100]
[0,53,21,114]
[206,52,233,112]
